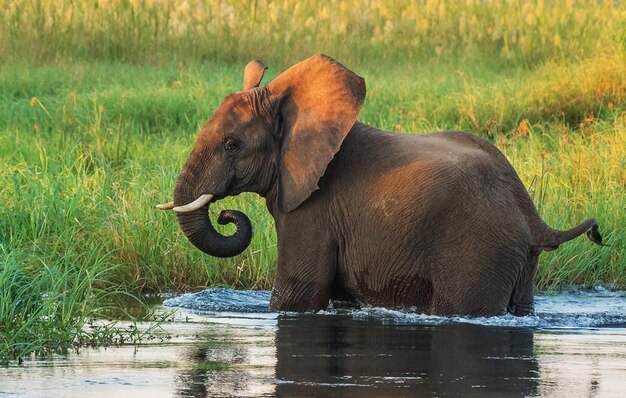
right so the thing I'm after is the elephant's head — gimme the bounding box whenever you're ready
[157,54,366,257]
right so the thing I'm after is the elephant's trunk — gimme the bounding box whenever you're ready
[173,177,252,258]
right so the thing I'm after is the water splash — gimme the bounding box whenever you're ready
[163,288,626,329]
[163,288,272,313]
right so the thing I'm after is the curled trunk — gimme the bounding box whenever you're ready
[174,183,252,258]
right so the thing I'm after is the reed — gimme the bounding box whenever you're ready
[1,0,625,67]
[0,246,156,362]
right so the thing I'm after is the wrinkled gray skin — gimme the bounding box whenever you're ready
[169,54,603,316]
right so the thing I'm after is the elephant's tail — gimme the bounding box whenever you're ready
[533,218,604,252]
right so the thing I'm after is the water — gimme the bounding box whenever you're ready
[2,289,626,397]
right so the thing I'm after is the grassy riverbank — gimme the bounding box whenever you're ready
[1,0,625,360]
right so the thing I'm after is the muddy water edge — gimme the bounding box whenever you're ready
[1,289,625,397]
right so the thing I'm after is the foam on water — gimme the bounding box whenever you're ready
[163,288,272,313]
[163,287,626,329]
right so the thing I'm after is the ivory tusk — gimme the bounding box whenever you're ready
[156,201,174,210]
[173,194,214,213]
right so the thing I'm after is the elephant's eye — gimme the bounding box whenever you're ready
[224,138,240,153]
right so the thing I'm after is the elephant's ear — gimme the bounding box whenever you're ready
[267,54,366,213]
[243,60,267,90]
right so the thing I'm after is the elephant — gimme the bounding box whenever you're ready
[158,54,603,316]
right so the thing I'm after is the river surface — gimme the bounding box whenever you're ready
[2,288,626,397]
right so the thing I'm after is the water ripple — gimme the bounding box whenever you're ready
[163,288,272,313]
[164,287,626,329]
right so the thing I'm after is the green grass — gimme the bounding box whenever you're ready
[0,246,158,362]
[2,60,623,294]
[0,0,625,360]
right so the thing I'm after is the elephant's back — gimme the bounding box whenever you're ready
[337,125,510,170]
[332,126,516,194]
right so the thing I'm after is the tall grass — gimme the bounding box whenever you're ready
[0,0,625,360]
[1,61,623,294]
[0,246,153,362]
[0,0,624,67]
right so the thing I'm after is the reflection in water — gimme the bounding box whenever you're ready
[535,332,626,397]
[175,330,276,398]
[274,315,538,397]
[173,315,538,397]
